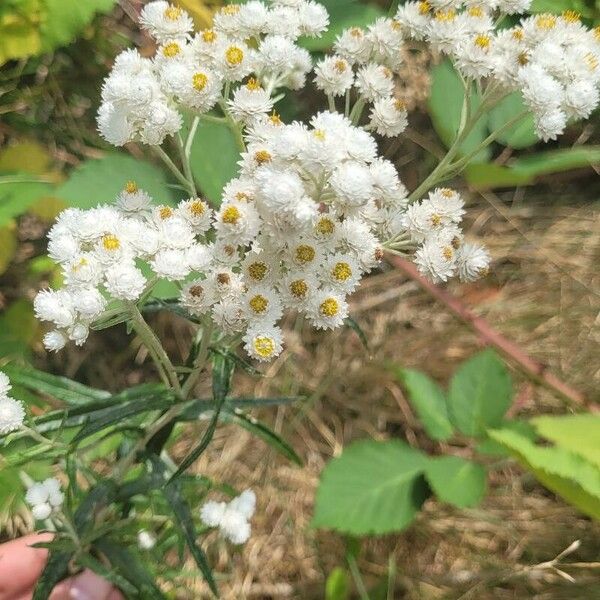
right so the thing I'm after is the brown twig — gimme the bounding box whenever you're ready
[387,254,587,407]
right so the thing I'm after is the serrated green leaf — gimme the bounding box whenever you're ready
[3,364,110,405]
[532,414,600,469]
[190,121,239,205]
[220,407,303,466]
[488,428,600,520]
[312,439,430,535]
[488,93,537,149]
[447,350,512,437]
[56,152,177,210]
[477,419,537,457]
[428,60,490,163]
[425,456,486,508]
[396,368,453,441]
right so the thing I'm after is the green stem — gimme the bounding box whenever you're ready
[151,145,192,193]
[347,554,371,600]
[181,321,214,398]
[199,113,227,125]
[344,89,351,118]
[349,98,366,125]
[327,94,336,113]
[177,133,197,197]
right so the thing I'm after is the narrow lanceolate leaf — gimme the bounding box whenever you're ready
[172,353,234,478]
[94,538,167,599]
[77,555,138,596]
[424,456,486,508]
[178,395,302,420]
[157,463,218,596]
[344,316,369,350]
[220,407,303,466]
[396,368,454,441]
[312,439,430,535]
[447,350,512,437]
[3,364,110,405]
[33,550,73,600]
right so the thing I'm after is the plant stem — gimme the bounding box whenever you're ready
[181,321,214,398]
[327,94,336,113]
[344,89,351,118]
[151,145,193,193]
[347,554,371,600]
[177,133,198,197]
[349,97,366,125]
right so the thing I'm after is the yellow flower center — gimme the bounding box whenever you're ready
[468,6,483,17]
[585,52,599,71]
[440,188,455,198]
[72,257,88,271]
[442,246,454,261]
[434,9,456,22]
[246,77,262,91]
[164,6,183,20]
[249,294,268,314]
[535,14,557,29]
[124,180,138,193]
[349,27,363,38]
[162,42,181,58]
[189,285,204,298]
[290,279,308,298]
[253,336,275,358]
[222,4,240,15]
[391,20,402,31]
[225,46,244,66]
[313,129,326,140]
[236,191,251,201]
[430,213,442,227]
[320,297,339,317]
[394,99,406,111]
[316,217,335,236]
[254,150,272,164]
[102,234,120,251]
[221,205,241,224]
[269,111,282,126]
[332,262,352,282]
[474,34,491,50]
[334,59,347,73]
[418,1,430,15]
[595,26,600,41]
[189,200,206,216]
[295,245,315,264]
[217,272,230,285]
[517,51,529,66]
[512,28,524,41]
[202,29,216,43]
[248,261,268,281]
[193,72,208,91]
[562,10,580,23]
[159,206,173,220]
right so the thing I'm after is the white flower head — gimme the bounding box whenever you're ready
[307,288,349,330]
[0,395,25,435]
[369,96,408,136]
[243,324,284,361]
[201,489,256,544]
[0,372,11,396]
[140,1,194,43]
[228,80,274,126]
[314,56,354,96]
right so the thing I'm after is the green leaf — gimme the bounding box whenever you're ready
[532,414,600,469]
[76,555,138,596]
[300,0,384,51]
[0,0,43,65]
[56,152,178,210]
[0,177,53,226]
[488,93,537,149]
[509,146,600,179]
[529,0,594,17]
[0,300,38,357]
[40,0,116,52]
[424,456,486,508]
[190,121,239,205]
[488,428,600,520]
[447,350,512,437]
[3,364,110,405]
[325,567,350,600]
[158,464,218,596]
[396,368,453,441]
[95,538,166,599]
[0,223,17,276]
[33,549,73,600]
[344,316,369,350]
[312,439,430,535]
[428,60,490,163]
[476,419,537,457]
[172,353,234,478]
[220,407,303,466]
[464,163,534,190]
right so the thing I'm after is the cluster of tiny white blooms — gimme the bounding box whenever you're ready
[200,489,256,544]
[98,0,328,146]
[0,372,25,435]
[313,19,408,137]
[396,3,600,140]
[25,477,64,521]
[403,188,490,283]
[138,529,157,550]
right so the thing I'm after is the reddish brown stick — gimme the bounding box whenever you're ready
[387,254,587,407]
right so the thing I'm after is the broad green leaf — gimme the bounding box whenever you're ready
[40,0,116,52]
[3,364,110,405]
[0,223,17,275]
[0,177,54,226]
[175,0,214,29]
[447,350,512,437]
[300,0,384,51]
[312,439,430,535]
[56,152,178,210]
[477,419,537,457]
[428,60,490,163]
[489,428,600,520]
[464,163,534,190]
[509,146,600,178]
[0,140,51,174]
[0,300,38,357]
[529,0,594,17]
[190,121,239,205]
[425,456,486,508]
[532,414,600,469]
[220,407,303,465]
[325,567,350,600]
[396,368,454,441]
[488,93,537,149]
[0,0,42,65]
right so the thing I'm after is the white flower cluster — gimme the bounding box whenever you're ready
[396,3,600,140]
[0,372,25,435]
[98,0,327,145]
[314,18,408,136]
[25,477,64,521]
[403,188,490,283]
[200,489,256,544]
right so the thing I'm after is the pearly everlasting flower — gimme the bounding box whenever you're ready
[201,489,256,544]
[26,478,64,521]
[138,530,157,550]
[456,242,491,282]
[228,80,274,125]
[243,324,284,361]
[354,63,395,100]
[0,372,11,396]
[0,377,25,435]
[369,97,408,136]
[105,263,147,300]
[307,288,348,330]
[415,238,457,283]
[314,56,354,96]
[140,1,194,43]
